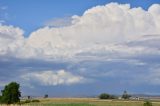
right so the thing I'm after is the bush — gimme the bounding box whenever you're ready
[32,99,40,102]
[144,101,152,106]
[99,93,116,99]
[24,100,31,103]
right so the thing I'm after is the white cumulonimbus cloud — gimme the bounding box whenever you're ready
[0,3,160,59]
[21,70,85,86]
[28,3,160,45]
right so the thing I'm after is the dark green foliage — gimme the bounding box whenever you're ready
[99,93,116,99]
[32,99,40,102]
[122,90,131,99]
[24,99,31,103]
[0,82,21,104]
[0,96,2,103]
[144,101,152,106]
[99,93,110,99]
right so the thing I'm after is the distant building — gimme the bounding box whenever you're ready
[20,96,33,100]
[130,97,140,100]
[118,97,122,99]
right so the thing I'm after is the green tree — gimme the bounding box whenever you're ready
[1,82,21,104]
[99,93,116,99]
[99,93,110,99]
[122,90,131,99]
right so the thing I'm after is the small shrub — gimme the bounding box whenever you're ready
[32,99,40,102]
[144,101,152,106]
[24,99,31,103]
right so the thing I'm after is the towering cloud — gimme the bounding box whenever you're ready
[26,3,160,59]
[0,3,160,59]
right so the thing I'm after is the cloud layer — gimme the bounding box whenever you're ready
[21,70,85,86]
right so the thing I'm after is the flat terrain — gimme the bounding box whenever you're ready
[26,98,160,106]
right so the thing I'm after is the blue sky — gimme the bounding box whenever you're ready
[0,0,160,97]
[0,0,160,36]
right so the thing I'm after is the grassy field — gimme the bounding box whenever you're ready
[25,98,160,106]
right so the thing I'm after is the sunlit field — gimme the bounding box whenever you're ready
[19,98,160,106]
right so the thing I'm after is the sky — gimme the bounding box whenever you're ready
[0,0,160,97]
[1,0,160,35]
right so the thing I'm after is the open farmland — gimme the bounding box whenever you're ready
[20,98,160,106]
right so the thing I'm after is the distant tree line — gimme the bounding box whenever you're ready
[99,90,131,100]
